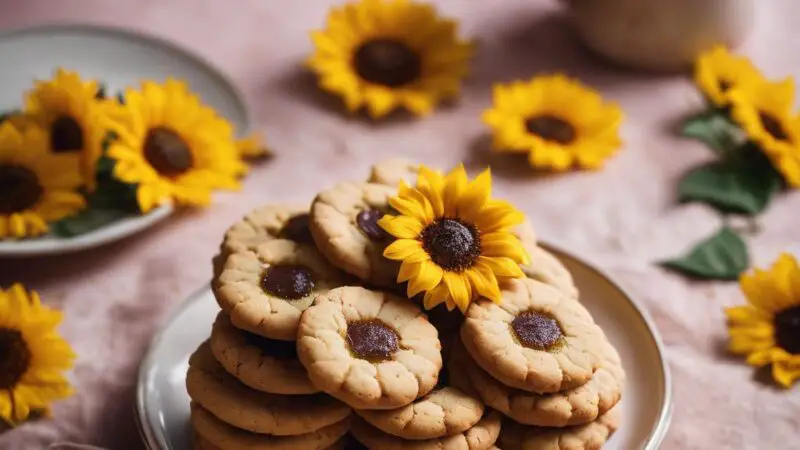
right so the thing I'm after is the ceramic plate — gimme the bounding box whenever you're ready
[136,244,673,450]
[0,25,249,257]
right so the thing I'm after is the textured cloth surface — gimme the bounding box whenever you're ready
[0,0,799,449]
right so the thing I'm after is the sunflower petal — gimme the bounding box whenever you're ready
[398,260,422,283]
[378,215,424,239]
[443,164,468,217]
[771,362,800,388]
[443,271,471,312]
[477,256,524,278]
[384,239,425,261]
[457,167,492,222]
[407,260,444,297]
[466,266,501,303]
[417,166,445,217]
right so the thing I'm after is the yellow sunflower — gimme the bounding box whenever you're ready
[307,0,474,118]
[236,132,272,160]
[0,284,74,424]
[0,122,86,240]
[378,164,528,312]
[482,75,624,171]
[726,253,800,388]
[105,78,245,213]
[24,68,114,190]
[729,77,800,187]
[694,45,763,107]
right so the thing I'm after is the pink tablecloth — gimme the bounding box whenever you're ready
[0,0,799,448]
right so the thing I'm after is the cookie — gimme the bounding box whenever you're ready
[310,181,399,287]
[498,407,621,450]
[368,158,420,187]
[355,365,484,440]
[297,286,442,410]
[214,239,344,340]
[451,340,624,427]
[210,312,319,395]
[461,278,608,393]
[222,204,313,255]
[515,216,538,249]
[522,244,578,298]
[186,342,351,435]
[191,403,350,450]
[350,411,501,450]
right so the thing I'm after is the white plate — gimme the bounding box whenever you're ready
[0,25,249,257]
[136,244,672,450]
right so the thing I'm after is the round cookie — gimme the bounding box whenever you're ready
[222,204,314,255]
[350,412,502,450]
[186,342,351,436]
[368,158,420,187]
[210,312,319,395]
[191,403,350,450]
[355,365,484,440]
[450,340,625,427]
[310,181,399,287]
[461,278,608,393]
[498,407,621,450]
[522,244,578,298]
[297,286,442,410]
[515,216,538,249]
[215,239,344,340]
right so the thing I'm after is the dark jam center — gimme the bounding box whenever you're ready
[759,112,789,142]
[243,331,298,359]
[357,209,389,241]
[346,320,399,362]
[0,328,30,389]
[525,115,576,144]
[421,219,481,271]
[511,311,563,351]
[774,305,800,355]
[354,39,421,87]
[280,213,314,244]
[0,166,43,214]
[261,264,315,300]
[50,116,84,153]
[143,127,194,177]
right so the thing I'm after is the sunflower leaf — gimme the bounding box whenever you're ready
[50,208,130,237]
[681,110,741,156]
[660,226,749,280]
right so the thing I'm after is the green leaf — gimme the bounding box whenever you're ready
[51,208,130,237]
[0,109,21,124]
[661,227,749,280]
[681,110,741,156]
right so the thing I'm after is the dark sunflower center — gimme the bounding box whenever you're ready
[759,112,789,142]
[421,219,481,271]
[261,264,315,300]
[718,79,732,92]
[511,311,563,351]
[143,127,194,177]
[525,115,576,144]
[50,116,84,153]
[0,165,43,214]
[0,328,31,389]
[346,319,399,362]
[774,305,800,355]
[243,331,298,359]
[353,39,421,87]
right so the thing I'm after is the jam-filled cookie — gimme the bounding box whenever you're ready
[210,312,319,395]
[350,411,502,450]
[498,407,621,450]
[368,158,420,187]
[461,278,608,393]
[355,365,484,440]
[310,181,399,287]
[215,239,344,341]
[186,342,351,436]
[222,204,314,255]
[191,402,350,450]
[522,244,578,299]
[297,286,442,410]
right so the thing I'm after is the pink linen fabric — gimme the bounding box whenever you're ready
[0,0,799,449]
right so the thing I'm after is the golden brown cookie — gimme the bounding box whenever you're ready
[368,158,420,187]
[214,239,344,340]
[210,312,319,395]
[515,216,538,249]
[522,245,578,298]
[222,204,314,254]
[461,278,608,393]
[498,407,621,450]
[297,286,442,410]
[186,342,351,435]
[309,181,399,287]
[350,412,502,450]
[191,403,350,450]
[355,365,484,440]
[451,340,624,427]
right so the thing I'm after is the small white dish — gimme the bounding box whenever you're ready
[0,24,249,257]
[136,244,673,450]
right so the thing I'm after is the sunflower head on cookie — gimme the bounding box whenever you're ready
[378,163,529,312]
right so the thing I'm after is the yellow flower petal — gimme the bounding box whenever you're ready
[746,347,791,367]
[477,256,524,278]
[423,282,449,310]
[442,164,468,217]
[443,271,471,313]
[466,265,501,303]
[457,167,492,222]
[407,260,444,297]
[379,215,425,239]
[398,260,422,283]
[771,362,800,388]
[384,239,425,261]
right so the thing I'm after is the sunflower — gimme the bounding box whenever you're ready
[105,78,245,213]
[729,77,800,187]
[0,122,86,240]
[236,132,272,160]
[694,45,763,107]
[0,284,74,424]
[378,164,528,312]
[24,68,113,190]
[726,253,800,388]
[482,75,624,171]
[307,0,474,118]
